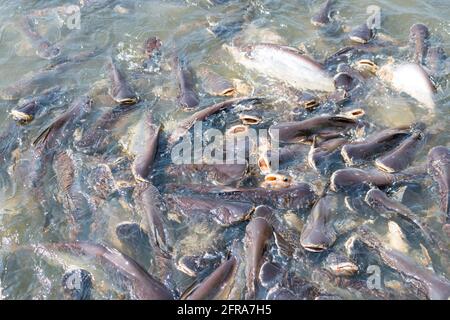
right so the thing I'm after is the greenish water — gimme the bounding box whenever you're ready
[0,0,449,300]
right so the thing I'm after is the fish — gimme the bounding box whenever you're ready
[182,256,239,300]
[364,188,437,246]
[167,194,254,226]
[349,22,374,44]
[44,242,173,300]
[173,56,199,110]
[53,150,92,240]
[75,103,141,154]
[19,15,61,60]
[427,146,450,228]
[0,122,22,190]
[409,23,430,65]
[300,195,337,252]
[227,43,335,92]
[106,57,138,105]
[244,206,274,299]
[258,144,309,174]
[259,261,285,289]
[61,268,93,300]
[311,0,334,27]
[357,226,450,300]
[166,162,248,186]
[131,113,161,183]
[168,97,262,144]
[330,167,425,193]
[115,222,153,267]
[377,62,436,110]
[307,137,347,175]
[198,67,235,96]
[165,183,318,211]
[135,183,172,254]
[33,95,92,151]
[0,48,104,101]
[426,46,447,77]
[11,86,63,124]
[143,36,162,70]
[375,125,426,173]
[269,112,364,144]
[341,127,410,165]
[260,173,294,190]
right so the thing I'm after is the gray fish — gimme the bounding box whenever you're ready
[115,222,153,267]
[330,167,424,192]
[269,113,364,144]
[375,126,426,173]
[244,206,274,299]
[0,48,103,101]
[33,95,92,151]
[19,15,61,60]
[183,256,238,300]
[427,146,450,227]
[311,0,334,27]
[259,261,285,289]
[426,46,447,76]
[357,226,450,300]
[341,127,410,165]
[409,23,430,65]
[300,195,337,252]
[48,242,173,300]
[174,56,199,110]
[53,150,92,240]
[364,188,437,246]
[168,97,262,144]
[11,86,63,124]
[198,67,235,96]
[106,57,138,105]
[131,113,161,183]
[165,183,318,211]
[349,22,374,44]
[62,268,93,300]
[167,194,254,226]
[135,183,172,254]
[75,103,140,154]
[308,137,347,175]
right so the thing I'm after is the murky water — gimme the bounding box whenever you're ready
[0,0,449,300]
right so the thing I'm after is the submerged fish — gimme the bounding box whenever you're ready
[130,113,161,183]
[198,67,235,96]
[377,62,436,110]
[227,43,335,92]
[44,242,173,300]
[61,268,93,300]
[427,146,450,228]
[173,56,199,110]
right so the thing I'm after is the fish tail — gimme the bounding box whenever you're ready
[32,124,53,146]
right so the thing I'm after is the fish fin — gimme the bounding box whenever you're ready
[273,231,294,257]
[179,278,202,300]
[33,125,52,146]
[0,168,12,192]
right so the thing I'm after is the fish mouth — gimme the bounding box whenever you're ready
[258,155,271,174]
[239,114,262,125]
[10,109,33,124]
[261,174,293,190]
[116,97,138,105]
[302,244,327,252]
[226,124,249,136]
[221,88,236,96]
[354,59,379,75]
[342,108,365,119]
[329,263,359,276]
[303,99,320,109]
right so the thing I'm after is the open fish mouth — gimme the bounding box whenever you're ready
[329,263,359,276]
[116,97,138,105]
[10,109,33,124]
[261,173,293,190]
[354,59,379,75]
[303,244,328,252]
[239,114,262,125]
